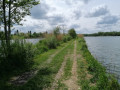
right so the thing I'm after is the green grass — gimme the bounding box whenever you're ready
[76,39,91,90]
[56,40,74,90]
[32,41,70,69]
[77,37,120,90]
[62,42,74,80]
[1,40,73,90]
[0,40,72,90]
[1,37,120,90]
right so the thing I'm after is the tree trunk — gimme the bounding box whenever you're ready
[3,0,8,44]
[8,0,11,47]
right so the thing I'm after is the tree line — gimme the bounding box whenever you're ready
[84,31,120,36]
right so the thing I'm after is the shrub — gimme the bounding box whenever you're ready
[46,36,59,49]
[0,39,35,72]
[36,42,48,54]
[56,34,63,41]
[63,35,72,42]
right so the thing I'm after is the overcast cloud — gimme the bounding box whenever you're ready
[16,0,120,34]
[97,15,119,24]
[86,5,109,17]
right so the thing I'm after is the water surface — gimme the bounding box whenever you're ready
[25,38,43,44]
[84,36,120,77]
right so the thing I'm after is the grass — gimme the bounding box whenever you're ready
[77,37,120,90]
[76,39,91,90]
[0,40,73,90]
[0,39,72,90]
[62,41,74,80]
[56,40,74,90]
[32,41,71,69]
[1,37,120,90]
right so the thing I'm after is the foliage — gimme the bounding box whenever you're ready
[13,31,45,39]
[0,40,72,90]
[0,39,35,73]
[63,35,72,42]
[46,36,59,49]
[68,28,77,38]
[0,0,39,57]
[84,31,120,36]
[0,31,4,39]
[36,40,48,54]
[53,27,60,37]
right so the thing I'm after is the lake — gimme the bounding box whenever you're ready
[84,36,120,81]
[25,38,43,44]
[0,38,43,45]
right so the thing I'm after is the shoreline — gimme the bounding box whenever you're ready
[77,37,120,89]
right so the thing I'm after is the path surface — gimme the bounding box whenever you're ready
[45,52,70,90]
[10,40,81,90]
[63,41,80,90]
[10,44,69,85]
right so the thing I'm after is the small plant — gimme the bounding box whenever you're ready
[0,39,35,73]
[46,36,59,49]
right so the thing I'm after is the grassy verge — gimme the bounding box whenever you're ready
[77,37,120,90]
[3,40,73,90]
[0,40,72,90]
[77,38,91,90]
[56,40,74,90]
[32,41,71,69]
[62,41,74,80]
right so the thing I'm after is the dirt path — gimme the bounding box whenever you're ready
[63,41,80,90]
[10,44,69,86]
[45,52,70,90]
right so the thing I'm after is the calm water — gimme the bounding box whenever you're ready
[0,38,43,45]
[84,36,120,77]
[25,38,43,44]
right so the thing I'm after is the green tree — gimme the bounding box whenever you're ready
[0,0,39,56]
[0,0,39,46]
[68,28,77,38]
[29,31,32,38]
[53,27,60,37]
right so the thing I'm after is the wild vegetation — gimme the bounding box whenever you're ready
[0,0,120,90]
[0,24,76,89]
[77,37,120,90]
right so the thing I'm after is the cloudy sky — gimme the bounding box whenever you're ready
[17,0,120,34]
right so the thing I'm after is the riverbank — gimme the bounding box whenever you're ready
[0,37,120,90]
[77,37,120,90]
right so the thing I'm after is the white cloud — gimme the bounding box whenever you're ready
[74,9,82,19]
[65,0,90,5]
[13,0,120,34]
[86,5,109,17]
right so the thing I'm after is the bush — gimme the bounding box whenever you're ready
[0,39,35,72]
[36,41,48,54]
[46,36,59,49]
[63,35,72,42]
[36,36,60,54]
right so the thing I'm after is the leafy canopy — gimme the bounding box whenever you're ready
[68,28,77,38]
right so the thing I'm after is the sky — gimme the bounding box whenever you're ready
[16,0,120,34]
